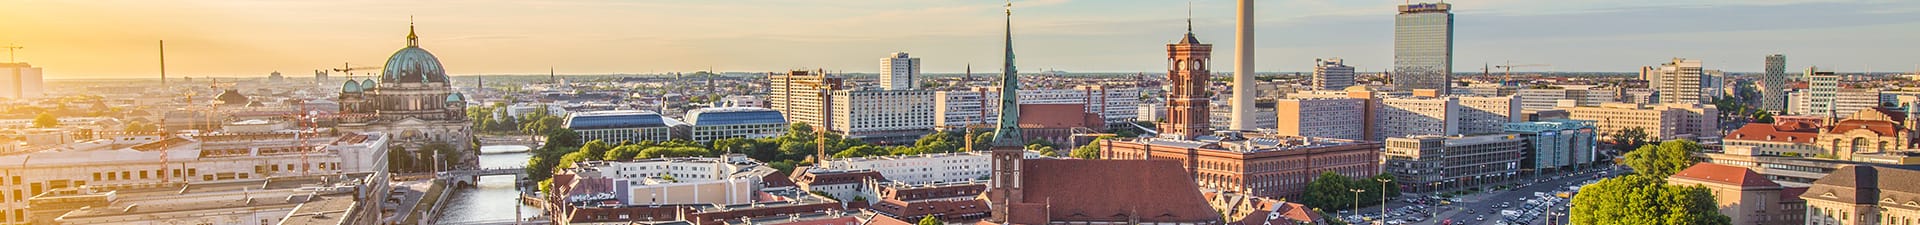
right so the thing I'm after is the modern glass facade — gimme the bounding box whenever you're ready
[564,110,679,144]
[685,107,789,142]
[1762,54,1788,112]
[1393,2,1453,94]
[1503,119,1598,175]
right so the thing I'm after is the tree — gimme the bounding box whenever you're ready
[1608,127,1652,152]
[917,215,943,225]
[1070,141,1102,159]
[579,140,614,160]
[124,121,159,133]
[33,113,58,128]
[1302,171,1355,210]
[1569,175,1729,225]
[603,145,645,161]
[1623,140,1702,178]
[389,146,414,172]
[1752,111,1775,124]
[637,146,710,159]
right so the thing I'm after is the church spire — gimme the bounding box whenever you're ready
[990,0,1023,147]
[406,16,419,47]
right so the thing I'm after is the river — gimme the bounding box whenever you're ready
[433,145,540,224]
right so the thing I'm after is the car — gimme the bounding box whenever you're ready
[1476,216,1486,221]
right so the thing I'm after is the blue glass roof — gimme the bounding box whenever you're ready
[685,107,786,126]
[565,110,674,130]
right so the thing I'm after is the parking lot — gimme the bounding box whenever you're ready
[1337,166,1622,225]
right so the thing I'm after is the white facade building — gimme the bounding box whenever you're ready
[829,89,935,144]
[0,132,392,225]
[562,156,776,206]
[818,152,996,185]
[933,86,1142,129]
[880,52,921,91]
[0,63,43,99]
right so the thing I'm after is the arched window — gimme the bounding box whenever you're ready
[1853,138,1871,153]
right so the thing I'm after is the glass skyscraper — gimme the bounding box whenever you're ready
[1393,2,1454,94]
[1762,54,1788,112]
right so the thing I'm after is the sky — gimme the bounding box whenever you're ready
[2,0,1918,79]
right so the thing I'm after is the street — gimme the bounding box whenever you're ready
[1340,166,1622,225]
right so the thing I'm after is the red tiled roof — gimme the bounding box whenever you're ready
[1008,159,1222,223]
[1725,122,1818,143]
[1235,200,1319,225]
[1829,120,1903,136]
[1670,162,1779,187]
[868,214,916,225]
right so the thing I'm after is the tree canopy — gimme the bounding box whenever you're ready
[917,216,943,225]
[1623,140,1702,178]
[33,113,58,128]
[1302,172,1399,211]
[1607,127,1652,152]
[1569,175,1729,225]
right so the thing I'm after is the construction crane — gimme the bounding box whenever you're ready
[3,44,21,62]
[1494,61,1551,86]
[330,62,381,80]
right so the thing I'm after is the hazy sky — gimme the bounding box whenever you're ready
[3,0,1918,79]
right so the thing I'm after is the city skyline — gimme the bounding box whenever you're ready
[2,0,1918,79]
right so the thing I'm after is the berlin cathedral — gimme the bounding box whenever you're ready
[338,24,475,170]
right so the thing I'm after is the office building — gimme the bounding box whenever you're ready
[1561,103,1719,141]
[1504,120,1598,174]
[829,89,935,144]
[1801,165,1920,225]
[682,107,787,142]
[1643,58,1705,105]
[1382,134,1525,193]
[1806,66,1842,117]
[1833,88,1883,119]
[1393,2,1455,94]
[933,86,1142,130]
[881,52,921,91]
[1312,58,1355,90]
[1667,163,1805,225]
[0,132,393,225]
[1275,97,1367,141]
[1762,54,1789,112]
[564,110,681,144]
[1374,95,1520,140]
[0,63,43,99]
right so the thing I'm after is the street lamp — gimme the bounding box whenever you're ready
[1377,177,1390,219]
[1350,188,1365,219]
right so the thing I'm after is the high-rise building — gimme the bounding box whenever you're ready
[1393,2,1454,94]
[1312,58,1355,90]
[829,89,936,144]
[1164,24,1214,140]
[0,62,44,99]
[1644,58,1705,105]
[1762,54,1789,112]
[880,52,921,91]
[766,70,844,129]
[1805,66,1842,117]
